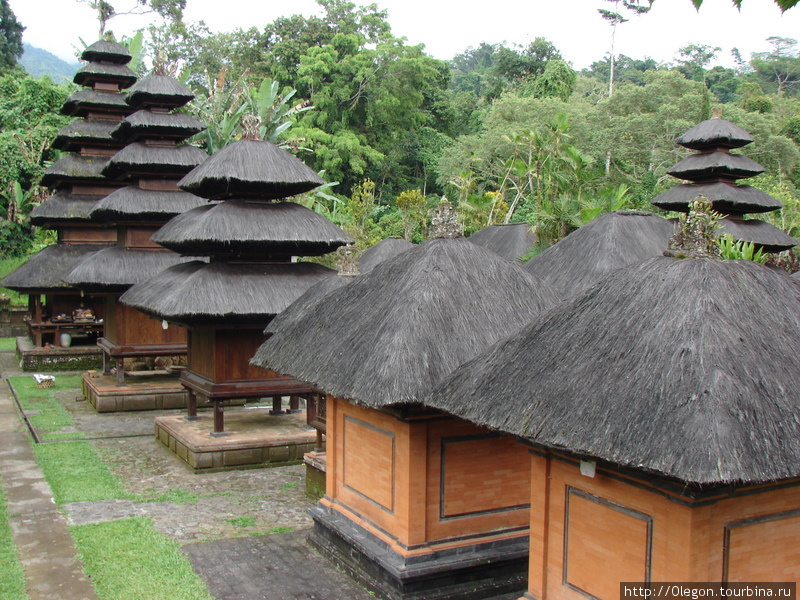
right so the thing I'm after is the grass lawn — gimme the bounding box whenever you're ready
[0,486,29,600]
[71,517,212,600]
[0,337,17,352]
[0,256,30,306]
[9,375,85,441]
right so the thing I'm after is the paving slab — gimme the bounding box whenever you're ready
[183,530,379,600]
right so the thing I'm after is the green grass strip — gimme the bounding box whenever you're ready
[33,441,127,504]
[71,517,212,600]
[0,486,29,600]
[0,337,17,352]
[9,375,85,441]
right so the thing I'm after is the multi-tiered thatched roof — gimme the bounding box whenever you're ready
[428,256,800,485]
[653,116,796,252]
[252,237,562,407]
[523,210,674,298]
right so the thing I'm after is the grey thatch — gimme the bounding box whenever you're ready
[112,111,205,141]
[151,200,353,256]
[74,62,137,89]
[0,244,110,291]
[676,117,753,150]
[523,210,674,298]
[651,181,782,213]
[89,187,207,221]
[358,237,413,273]
[102,143,208,179]
[30,191,101,224]
[427,257,800,486]
[251,238,561,407]
[61,89,131,117]
[41,155,109,187]
[53,119,118,150]
[125,74,194,109]
[120,261,336,326]
[718,217,797,252]
[667,151,764,180]
[264,274,352,336]
[467,222,537,262]
[178,140,324,200]
[81,40,131,64]
[65,246,188,291]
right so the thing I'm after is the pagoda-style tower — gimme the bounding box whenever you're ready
[66,71,207,389]
[1,41,136,351]
[653,115,797,252]
[120,126,352,437]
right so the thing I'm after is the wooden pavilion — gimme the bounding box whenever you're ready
[428,253,800,595]
[65,71,207,393]
[251,207,562,600]
[120,130,352,451]
[523,210,674,298]
[0,41,135,354]
[467,222,537,262]
[653,115,796,252]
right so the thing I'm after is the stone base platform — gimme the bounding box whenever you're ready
[155,409,317,473]
[17,336,103,372]
[304,451,327,500]
[82,371,189,412]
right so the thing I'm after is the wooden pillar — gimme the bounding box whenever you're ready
[30,295,43,347]
[102,350,111,375]
[186,390,198,420]
[115,357,125,386]
[211,400,225,435]
[288,395,300,413]
[270,396,284,415]
[315,430,324,452]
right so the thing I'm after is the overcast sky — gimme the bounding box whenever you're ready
[9,0,800,70]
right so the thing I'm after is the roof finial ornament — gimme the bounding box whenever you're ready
[664,195,721,259]
[337,244,361,277]
[711,106,723,119]
[242,115,261,141]
[430,197,462,239]
[152,48,168,76]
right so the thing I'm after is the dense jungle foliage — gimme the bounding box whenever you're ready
[2,0,800,257]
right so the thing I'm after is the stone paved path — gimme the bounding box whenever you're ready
[184,531,378,600]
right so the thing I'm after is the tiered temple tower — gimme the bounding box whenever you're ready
[66,70,207,387]
[653,115,797,252]
[1,41,136,350]
[120,124,352,435]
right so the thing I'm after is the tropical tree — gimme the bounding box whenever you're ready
[0,0,23,73]
[598,0,651,97]
[751,37,800,96]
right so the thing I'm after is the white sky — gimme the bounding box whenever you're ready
[9,0,800,70]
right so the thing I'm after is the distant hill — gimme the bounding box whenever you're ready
[20,44,79,84]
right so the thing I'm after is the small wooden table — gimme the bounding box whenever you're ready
[25,317,104,348]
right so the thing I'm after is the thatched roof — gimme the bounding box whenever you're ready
[112,111,205,141]
[467,222,537,262]
[65,247,188,292]
[523,211,674,298]
[251,238,561,407]
[120,261,336,326]
[61,90,132,117]
[676,117,754,150]
[427,257,800,486]
[125,74,194,109]
[81,40,131,65]
[651,181,782,214]
[0,244,111,292]
[718,217,797,252]
[74,62,137,89]
[102,143,208,179]
[264,273,353,336]
[89,187,206,222]
[53,119,119,150]
[178,140,324,200]
[358,237,413,273]
[41,155,110,187]
[668,151,764,180]
[151,200,353,257]
[30,191,104,224]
